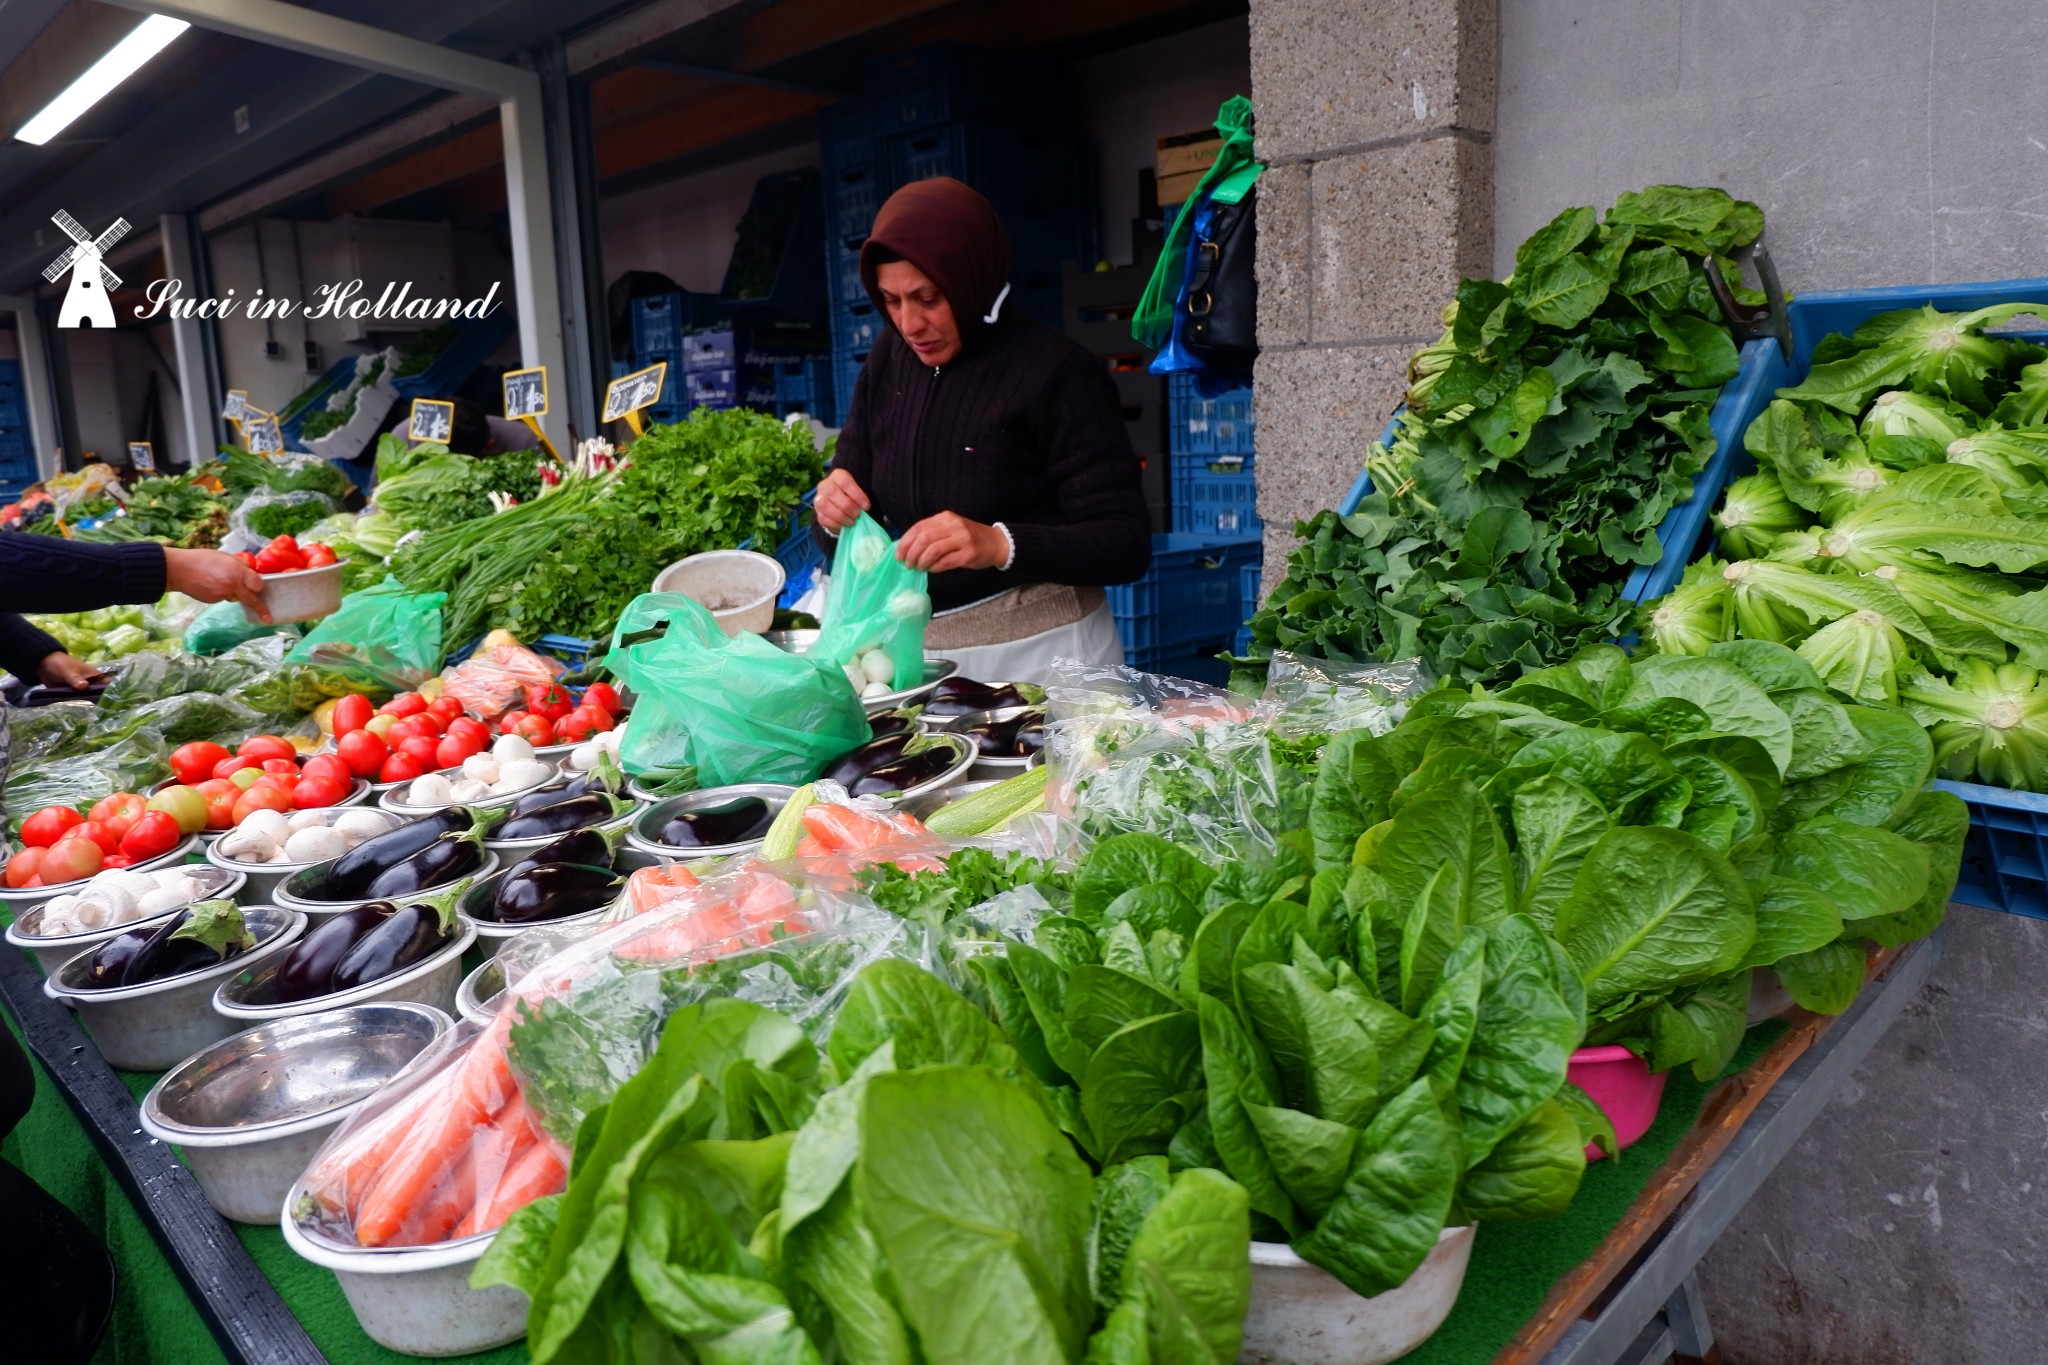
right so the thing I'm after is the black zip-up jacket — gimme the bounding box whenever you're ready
[818,311,1151,613]
[0,537,167,678]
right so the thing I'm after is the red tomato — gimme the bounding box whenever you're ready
[446,717,490,748]
[88,793,147,841]
[336,729,390,779]
[525,682,573,722]
[19,806,84,849]
[62,820,120,854]
[39,837,104,884]
[5,848,45,888]
[398,735,443,768]
[555,707,610,742]
[253,546,306,574]
[267,534,300,554]
[119,810,183,861]
[300,753,353,786]
[378,752,427,783]
[261,758,301,777]
[233,551,258,568]
[498,709,531,735]
[303,543,339,568]
[101,855,135,869]
[331,694,374,737]
[249,773,297,797]
[514,714,556,746]
[383,716,425,746]
[168,740,232,787]
[232,786,295,823]
[292,776,350,809]
[195,780,241,830]
[581,682,621,715]
[435,734,481,769]
[410,711,448,737]
[214,754,261,781]
[426,697,464,724]
[238,735,297,763]
[379,692,427,718]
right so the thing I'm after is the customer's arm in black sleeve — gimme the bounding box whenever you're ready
[0,615,66,685]
[0,536,269,620]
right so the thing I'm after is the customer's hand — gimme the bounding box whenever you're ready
[896,512,1008,574]
[36,652,105,690]
[814,468,871,534]
[165,547,270,621]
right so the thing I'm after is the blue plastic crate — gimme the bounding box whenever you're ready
[834,351,870,418]
[775,522,826,609]
[774,355,836,425]
[832,302,883,356]
[827,238,868,313]
[825,162,884,238]
[718,168,825,321]
[1171,454,1259,536]
[1939,778,2048,920]
[863,44,1065,137]
[819,102,872,173]
[1107,533,1263,658]
[1169,375,1256,458]
[882,125,1089,211]
[1240,559,1264,619]
[631,294,691,362]
[1124,640,1234,685]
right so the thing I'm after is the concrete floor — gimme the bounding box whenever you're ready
[1697,904,2048,1364]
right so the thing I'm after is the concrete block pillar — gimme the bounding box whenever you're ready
[1248,0,1497,584]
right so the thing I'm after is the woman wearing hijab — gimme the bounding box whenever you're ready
[812,178,1151,683]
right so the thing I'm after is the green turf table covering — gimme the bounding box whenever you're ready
[2,1005,1784,1365]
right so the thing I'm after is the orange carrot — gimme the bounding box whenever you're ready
[389,1146,476,1248]
[453,1133,565,1239]
[351,1030,519,1242]
[303,1080,440,1215]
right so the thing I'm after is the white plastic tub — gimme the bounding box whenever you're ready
[249,559,348,626]
[1238,1226,1475,1365]
[651,548,784,635]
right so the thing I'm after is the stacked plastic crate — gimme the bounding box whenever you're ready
[0,361,35,504]
[628,293,694,426]
[821,45,1096,421]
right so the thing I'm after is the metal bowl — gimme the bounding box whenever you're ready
[281,1206,525,1356]
[213,913,480,1022]
[43,904,306,1072]
[5,865,246,976]
[0,833,205,912]
[759,629,959,713]
[274,849,501,925]
[896,777,1009,824]
[205,808,404,905]
[456,956,505,1023]
[871,733,977,804]
[922,704,1046,780]
[377,758,562,818]
[626,784,796,860]
[483,800,639,860]
[138,1003,452,1223]
[459,846,659,956]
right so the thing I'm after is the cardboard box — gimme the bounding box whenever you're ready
[1157,168,1207,208]
[1156,130,1223,181]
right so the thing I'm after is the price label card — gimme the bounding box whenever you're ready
[221,389,249,424]
[408,398,455,444]
[602,362,666,428]
[244,409,283,455]
[127,441,155,473]
[503,366,548,420]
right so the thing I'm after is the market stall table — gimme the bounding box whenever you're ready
[0,922,1940,1365]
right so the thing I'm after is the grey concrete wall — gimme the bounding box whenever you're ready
[1490,4,2048,1361]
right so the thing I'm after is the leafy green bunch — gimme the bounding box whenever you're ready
[500,408,825,643]
[1640,302,2048,789]
[480,972,1252,1365]
[1248,185,1765,683]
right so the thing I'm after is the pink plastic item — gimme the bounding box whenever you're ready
[1567,1045,1667,1161]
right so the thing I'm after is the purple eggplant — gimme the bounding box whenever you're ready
[329,901,451,992]
[925,679,1030,718]
[98,901,253,987]
[503,824,628,882]
[487,862,624,924]
[86,927,153,989]
[658,797,773,849]
[869,709,918,740]
[962,715,1025,756]
[272,902,395,1003]
[824,733,916,787]
[849,746,958,797]
[496,792,634,842]
[1011,715,1046,757]
[363,827,486,899]
[313,807,501,900]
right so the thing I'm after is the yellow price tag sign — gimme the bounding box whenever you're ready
[602,361,666,438]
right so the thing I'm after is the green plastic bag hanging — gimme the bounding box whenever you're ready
[810,512,931,693]
[1133,94,1262,350]
[605,592,869,787]
[182,599,295,655]
[283,576,446,692]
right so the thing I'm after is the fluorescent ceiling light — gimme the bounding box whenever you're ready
[14,15,191,146]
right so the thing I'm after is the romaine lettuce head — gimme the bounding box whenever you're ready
[1860,390,1976,445]
[1945,428,2048,489]
[1713,472,1807,559]
[1902,659,2048,791]
[1795,610,1910,704]
[1641,557,1729,657]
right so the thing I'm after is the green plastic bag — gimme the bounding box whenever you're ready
[605,592,869,787]
[284,576,446,691]
[183,599,295,655]
[810,513,931,693]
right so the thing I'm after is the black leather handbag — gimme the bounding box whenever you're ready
[1184,184,1258,375]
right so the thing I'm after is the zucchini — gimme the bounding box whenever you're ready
[759,783,818,861]
[923,767,1048,837]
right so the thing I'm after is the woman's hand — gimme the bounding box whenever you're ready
[37,652,106,690]
[814,469,872,534]
[896,512,1009,573]
[164,547,270,621]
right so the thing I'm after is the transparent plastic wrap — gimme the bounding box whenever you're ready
[292,863,910,1249]
[785,779,949,873]
[1046,658,1296,860]
[808,513,931,692]
[6,728,170,825]
[141,592,206,641]
[439,638,567,721]
[1262,650,1431,740]
[226,488,342,545]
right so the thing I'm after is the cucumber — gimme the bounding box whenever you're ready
[923,767,1048,837]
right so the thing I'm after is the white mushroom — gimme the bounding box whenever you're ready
[449,778,495,804]
[285,825,349,864]
[241,808,292,844]
[332,810,390,847]
[287,808,334,833]
[492,733,535,765]
[408,772,456,807]
[494,760,554,793]
[461,753,501,785]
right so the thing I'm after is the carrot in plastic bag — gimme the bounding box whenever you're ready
[454,1133,565,1240]
[627,862,700,914]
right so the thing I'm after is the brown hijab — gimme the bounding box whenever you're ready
[859,177,1013,345]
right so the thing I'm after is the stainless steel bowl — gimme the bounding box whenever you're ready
[456,956,505,1023]
[896,777,1009,824]
[759,630,959,713]
[205,808,404,905]
[43,904,306,1072]
[274,850,500,926]
[139,1003,452,1223]
[626,784,796,859]
[4,865,245,975]
[922,704,1046,780]
[214,913,480,1022]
